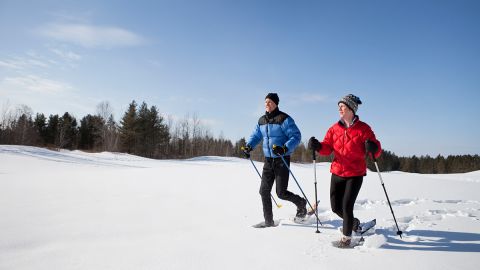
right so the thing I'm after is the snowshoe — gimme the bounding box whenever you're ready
[356,219,376,235]
[293,216,308,224]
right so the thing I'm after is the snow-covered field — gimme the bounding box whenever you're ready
[1,145,479,270]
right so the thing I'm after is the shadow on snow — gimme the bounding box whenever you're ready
[379,229,480,252]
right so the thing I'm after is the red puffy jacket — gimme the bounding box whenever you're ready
[318,117,381,177]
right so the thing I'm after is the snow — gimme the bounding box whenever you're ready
[1,145,479,270]
[363,234,387,249]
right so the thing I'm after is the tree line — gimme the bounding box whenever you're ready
[1,101,479,173]
[367,150,480,174]
[0,100,233,159]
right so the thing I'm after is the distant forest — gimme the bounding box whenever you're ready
[1,100,479,174]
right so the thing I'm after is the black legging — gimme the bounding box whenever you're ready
[330,174,363,236]
[259,156,304,222]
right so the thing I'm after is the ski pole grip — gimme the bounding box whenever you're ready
[312,149,316,161]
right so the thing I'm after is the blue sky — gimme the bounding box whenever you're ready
[1,0,479,156]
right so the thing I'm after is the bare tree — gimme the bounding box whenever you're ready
[191,113,202,157]
[170,123,181,158]
[1,104,36,145]
[15,104,33,119]
[56,112,77,149]
[105,115,119,152]
[12,113,37,145]
[96,101,115,151]
[96,101,113,121]
[165,114,174,156]
[1,100,14,129]
[16,105,34,143]
[179,114,191,158]
[57,125,68,149]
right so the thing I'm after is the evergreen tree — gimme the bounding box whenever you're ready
[12,114,37,145]
[150,105,170,158]
[34,113,48,145]
[79,114,104,150]
[46,114,59,145]
[435,155,446,174]
[134,103,171,158]
[57,112,78,149]
[119,101,138,154]
[136,102,151,156]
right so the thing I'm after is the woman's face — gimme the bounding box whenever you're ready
[338,103,353,119]
[265,98,277,113]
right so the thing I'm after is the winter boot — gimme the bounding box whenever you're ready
[252,219,276,228]
[265,219,275,227]
[336,235,352,248]
[296,198,307,218]
[352,218,362,233]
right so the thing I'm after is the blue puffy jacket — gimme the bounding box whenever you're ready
[247,108,301,158]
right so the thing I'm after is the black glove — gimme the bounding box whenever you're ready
[365,139,378,155]
[241,145,252,158]
[308,136,322,151]
[272,145,287,156]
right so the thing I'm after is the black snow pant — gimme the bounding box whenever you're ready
[330,174,363,236]
[260,156,304,223]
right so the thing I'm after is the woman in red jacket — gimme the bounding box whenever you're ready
[308,94,381,248]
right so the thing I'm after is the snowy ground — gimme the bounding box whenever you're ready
[1,145,479,270]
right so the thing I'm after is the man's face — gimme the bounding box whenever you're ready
[265,98,277,113]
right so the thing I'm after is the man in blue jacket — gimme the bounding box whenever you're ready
[243,93,306,228]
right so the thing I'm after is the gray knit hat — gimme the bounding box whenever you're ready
[338,94,362,114]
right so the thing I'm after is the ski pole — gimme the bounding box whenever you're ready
[372,155,403,238]
[247,157,282,208]
[277,152,323,226]
[312,149,320,233]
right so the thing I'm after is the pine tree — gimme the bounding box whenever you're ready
[136,102,150,156]
[12,114,37,145]
[119,101,138,154]
[149,105,170,158]
[79,114,104,150]
[134,103,171,158]
[34,113,48,145]
[46,114,59,146]
[435,155,446,174]
[57,112,78,149]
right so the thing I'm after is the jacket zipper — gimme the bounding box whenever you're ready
[266,123,271,157]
